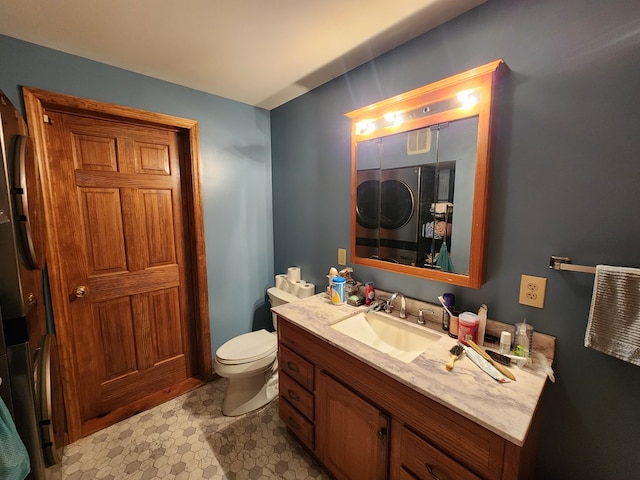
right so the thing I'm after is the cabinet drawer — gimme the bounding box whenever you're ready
[280,345,314,391]
[280,371,314,420]
[280,397,314,451]
[397,426,482,480]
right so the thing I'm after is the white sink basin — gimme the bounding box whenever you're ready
[331,311,442,363]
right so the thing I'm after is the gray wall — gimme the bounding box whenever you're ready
[0,34,274,353]
[271,0,640,478]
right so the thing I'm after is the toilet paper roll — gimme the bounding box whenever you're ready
[298,283,315,298]
[289,280,305,297]
[275,274,287,290]
[287,267,301,283]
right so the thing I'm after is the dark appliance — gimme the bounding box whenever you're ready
[377,166,421,265]
[0,90,63,479]
[355,168,380,259]
[355,166,423,265]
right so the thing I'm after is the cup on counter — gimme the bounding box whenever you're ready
[448,311,460,338]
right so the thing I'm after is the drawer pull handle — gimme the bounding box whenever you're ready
[425,464,441,480]
[288,417,301,431]
[287,389,300,401]
[287,361,300,373]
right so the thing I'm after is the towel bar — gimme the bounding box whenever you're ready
[549,256,596,274]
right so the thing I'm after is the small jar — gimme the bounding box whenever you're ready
[457,312,479,345]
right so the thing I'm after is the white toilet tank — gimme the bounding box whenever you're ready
[267,286,305,329]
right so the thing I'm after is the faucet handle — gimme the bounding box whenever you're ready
[384,300,394,313]
[418,309,425,325]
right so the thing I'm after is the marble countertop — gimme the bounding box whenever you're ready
[272,293,554,447]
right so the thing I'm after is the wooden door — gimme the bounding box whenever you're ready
[23,87,212,441]
[317,371,389,480]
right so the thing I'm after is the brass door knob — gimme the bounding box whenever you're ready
[73,285,88,298]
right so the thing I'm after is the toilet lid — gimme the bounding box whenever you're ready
[216,329,277,365]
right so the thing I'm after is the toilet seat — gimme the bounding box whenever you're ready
[215,329,277,365]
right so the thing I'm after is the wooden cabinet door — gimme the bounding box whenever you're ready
[42,110,194,434]
[317,371,389,480]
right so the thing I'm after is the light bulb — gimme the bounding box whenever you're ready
[457,89,479,109]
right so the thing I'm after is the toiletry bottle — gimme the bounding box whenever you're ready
[327,267,338,296]
[365,282,375,305]
[442,310,450,331]
[330,276,346,304]
[442,293,455,332]
[500,331,512,354]
[514,318,534,357]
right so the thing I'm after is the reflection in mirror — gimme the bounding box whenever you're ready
[355,117,478,274]
[347,60,507,288]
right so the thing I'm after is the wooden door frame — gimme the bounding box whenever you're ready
[22,86,213,442]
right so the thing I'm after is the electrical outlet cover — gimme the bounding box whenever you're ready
[518,274,547,308]
[338,248,347,266]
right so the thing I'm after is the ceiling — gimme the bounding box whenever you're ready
[0,0,486,110]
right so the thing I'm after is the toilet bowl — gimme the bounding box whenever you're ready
[214,285,309,416]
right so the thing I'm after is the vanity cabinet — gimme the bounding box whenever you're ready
[277,315,539,480]
[317,372,389,480]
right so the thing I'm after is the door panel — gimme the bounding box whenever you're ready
[147,288,183,360]
[317,372,389,480]
[87,265,180,302]
[73,134,118,171]
[136,142,171,175]
[94,298,137,380]
[43,110,192,429]
[141,189,177,266]
[81,188,127,273]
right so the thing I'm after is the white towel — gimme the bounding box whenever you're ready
[585,265,640,366]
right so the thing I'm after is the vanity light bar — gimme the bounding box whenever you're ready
[355,120,376,135]
[354,90,479,137]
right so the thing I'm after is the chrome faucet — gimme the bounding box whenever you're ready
[385,292,406,319]
[366,299,386,313]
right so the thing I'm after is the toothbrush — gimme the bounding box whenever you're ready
[437,295,455,317]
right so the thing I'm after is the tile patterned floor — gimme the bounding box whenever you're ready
[59,379,330,479]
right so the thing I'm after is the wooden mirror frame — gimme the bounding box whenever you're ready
[346,59,508,288]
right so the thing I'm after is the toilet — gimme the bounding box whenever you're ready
[214,286,305,416]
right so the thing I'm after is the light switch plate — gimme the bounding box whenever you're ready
[519,274,547,308]
[338,248,347,266]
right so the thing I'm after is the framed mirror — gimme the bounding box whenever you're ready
[346,60,507,288]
